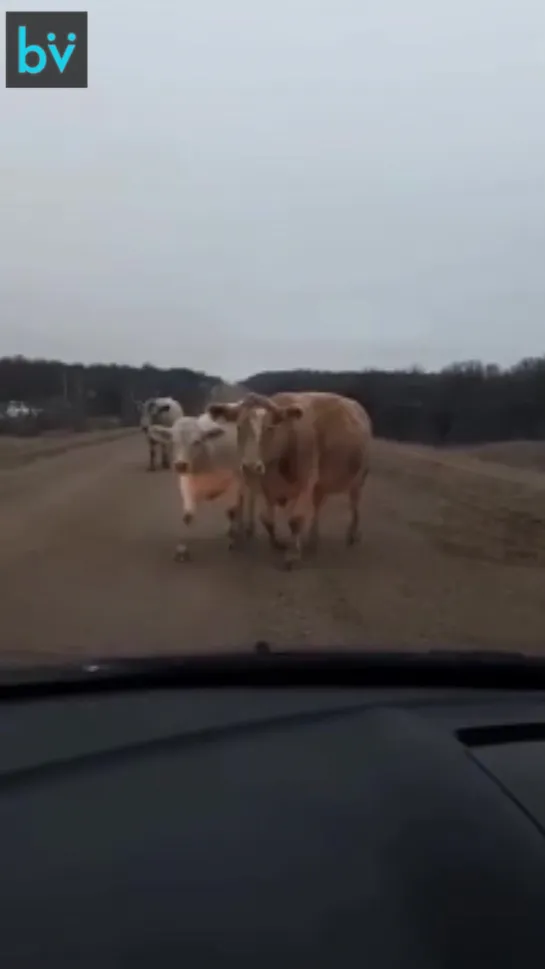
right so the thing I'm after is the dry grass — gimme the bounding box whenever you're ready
[373,439,545,568]
[459,440,545,473]
[0,427,137,470]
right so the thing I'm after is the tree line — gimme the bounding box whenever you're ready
[245,358,545,444]
[0,356,221,431]
[1,353,544,444]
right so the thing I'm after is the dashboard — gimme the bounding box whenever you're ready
[2,684,545,967]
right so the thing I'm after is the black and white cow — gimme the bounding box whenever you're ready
[139,397,183,471]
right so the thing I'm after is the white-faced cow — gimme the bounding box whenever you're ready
[207,391,372,569]
[139,397,183,471]
[148,412,256,561]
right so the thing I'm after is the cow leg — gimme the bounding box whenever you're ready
[174,479,197,562]
[260,503,287,551]
[226,504,239,549]
[221,478,247,551]
[346,475,366,546]
[148,440,156,471]
[174,510,196,561]
[161,444,170,470]
[226,496,244,550]
[244,488,256,540]
[284,491,313,569]
[235,485,255,543]
[307,489,325,553]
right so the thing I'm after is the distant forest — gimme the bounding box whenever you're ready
[1,353,545,445]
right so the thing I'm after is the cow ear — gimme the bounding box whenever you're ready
[207,403,240,423]
[242,392,269,409]
[278,404,303,422]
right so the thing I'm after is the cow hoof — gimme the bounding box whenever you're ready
[174,543,190,563]
[282,555,299,571]
[347,532,361,547]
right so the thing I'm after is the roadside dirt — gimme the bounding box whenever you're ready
[0,433,543,666]
[0,427,135,470]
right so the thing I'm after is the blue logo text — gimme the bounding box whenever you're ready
[17,25,77,74]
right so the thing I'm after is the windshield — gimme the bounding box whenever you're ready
[1,1,544,677]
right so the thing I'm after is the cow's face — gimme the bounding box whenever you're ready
[208,395,303,477]
[168,415,225,474]
[237,407,268,475]
[141,399,175,431]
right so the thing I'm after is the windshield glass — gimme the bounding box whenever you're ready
[1,1,544,676]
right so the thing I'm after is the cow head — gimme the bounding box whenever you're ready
[150,414,225,474]
[140,398,177,432]
[207,393,303,477]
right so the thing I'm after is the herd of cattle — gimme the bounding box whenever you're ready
[138,391,373,569]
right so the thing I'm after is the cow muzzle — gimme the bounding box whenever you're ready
[174,459,189,473]
[242,459,265,476]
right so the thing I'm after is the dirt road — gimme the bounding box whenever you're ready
[0,432,544,665]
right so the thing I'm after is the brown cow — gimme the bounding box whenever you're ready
[207,391,372,568]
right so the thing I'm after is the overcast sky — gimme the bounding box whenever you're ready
[1,0,544,380]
